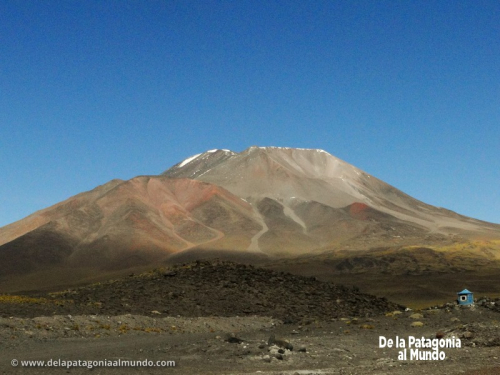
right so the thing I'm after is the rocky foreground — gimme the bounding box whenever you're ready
[0,303,500,374]
[1,261,500,374]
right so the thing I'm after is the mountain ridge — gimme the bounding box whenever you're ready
[1,146,499,293]
[164,146,500,236]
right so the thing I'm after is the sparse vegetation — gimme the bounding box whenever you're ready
[0,294,70,305]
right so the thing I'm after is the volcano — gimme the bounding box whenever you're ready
[1,146,499,293]
[164,147,500,244]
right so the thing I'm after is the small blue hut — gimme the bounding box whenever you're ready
[457,289,474,305]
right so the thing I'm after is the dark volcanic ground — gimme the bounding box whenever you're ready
[1,261,402,321]
[1,261,500,374]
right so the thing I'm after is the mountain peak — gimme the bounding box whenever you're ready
[163,146,500,236]
[174,149,235,169]
[174,147,334,168]
[164,146,370,209]
[246,145,331,154]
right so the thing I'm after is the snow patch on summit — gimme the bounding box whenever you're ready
[206,149,235,154]
[178,153,202,167]
[256,146,330,154]
[177,149,235,168]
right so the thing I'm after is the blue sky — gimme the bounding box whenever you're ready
[1,0,499,227]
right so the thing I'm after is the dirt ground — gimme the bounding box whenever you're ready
[1,303,499,375]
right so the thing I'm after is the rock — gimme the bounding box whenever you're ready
[463,331,474,339]
[409,313,424,319]
[298,346,307,352]
[262,355,271,363]
[436,331,445,339]
[411,321,424,327]
[486,337,500,346]
[275,353,284,360]
[268,334,293,351]
[269,346,279,355]
[386,311,403,317]
[225,333,244,344]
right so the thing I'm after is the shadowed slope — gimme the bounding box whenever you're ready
[0,177,261,281]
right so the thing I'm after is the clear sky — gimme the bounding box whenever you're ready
[1,0,499,227]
